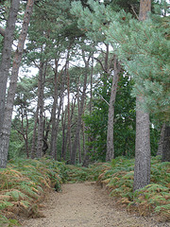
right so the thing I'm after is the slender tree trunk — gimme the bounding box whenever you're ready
[0,0,34,168]
[21,110,29,158]
[25,112,29,158]
[106,58,121,161]
[42,118,51,155]
[31,105,39,159]
[83,56,94,166]
[61,108,67,160]
[133,0,151,191]
[71,51,89,164]
[0,0,20,134]
[157,123,166,156]
[50,60,59,158]
[53,83,64,160]
[77,78,82,163]
[82,120,86,161]
[66,50,72,161]
[162,124,170,162]
[36,62,46,158]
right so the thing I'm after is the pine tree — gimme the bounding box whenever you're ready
[0,0,20,134]
[0,0,35,168]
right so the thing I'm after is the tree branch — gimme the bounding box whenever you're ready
[0,26,5,37]
[131,5,140,20]
[94,57,107,73]
[97,93,110,106]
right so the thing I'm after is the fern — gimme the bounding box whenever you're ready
[5,190,28,202]
[155,204,170,213]
[0,201,14,210]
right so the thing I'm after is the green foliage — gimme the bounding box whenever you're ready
[107,13,170,121]
[64,165,89,182]
[83,75,136,160]
[0,214,20,227]
[0,157,169,223]
[0,158,65,224]
[71,0,170,122]
[96,156,170,220]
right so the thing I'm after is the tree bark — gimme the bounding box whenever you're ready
[31,105,39,159]
[106,58,121,161]
[70,51,89,164]
[157,123,166,156]
[162,125,170,162]
[66,50,72,161]
[133,0,151,191]
[0,0,20,134]
[61,108,67,160]
[54,82,64,160]
[134,95,151,191]
[0,0,35,168]
[36,61,46,158]
[50,60,59,159]
[0,26,5,37]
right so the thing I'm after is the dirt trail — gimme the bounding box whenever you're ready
[22,182,170,227]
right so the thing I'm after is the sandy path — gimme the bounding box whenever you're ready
[22,182,170,227]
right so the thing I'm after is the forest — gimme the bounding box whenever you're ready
[0,0,170,226]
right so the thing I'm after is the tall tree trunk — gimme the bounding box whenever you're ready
[61,108,67,160]
[157,123,166,156]
[42,118,51,155]
[0,0,34,168]
[31,105,39,159]
[50,60,59,158]
[66,50,72,161]
[162,124,170,162]
[36,61,46,158]
[133,0,151,191]
[82,120,86,161]
[53,82,64,160]
[106,58,121,161]
[83,56,94,166]
[25,112,29,158]
[77,78,82,163]
[70,51,89,165]
[0,0,20,134]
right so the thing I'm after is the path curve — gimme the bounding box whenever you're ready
[22,182,170,227]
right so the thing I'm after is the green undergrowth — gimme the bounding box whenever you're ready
[0,158,66,226]
[0,156,169,226]
[64,163,106,183]
[96,156,170,222]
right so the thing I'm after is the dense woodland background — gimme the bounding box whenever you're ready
[0,0,169,187]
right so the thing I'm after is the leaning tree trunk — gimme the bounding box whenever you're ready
[0,0,35,168]
[106,58,121,161]
[133,0,151,191]
[0,0,20,134]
